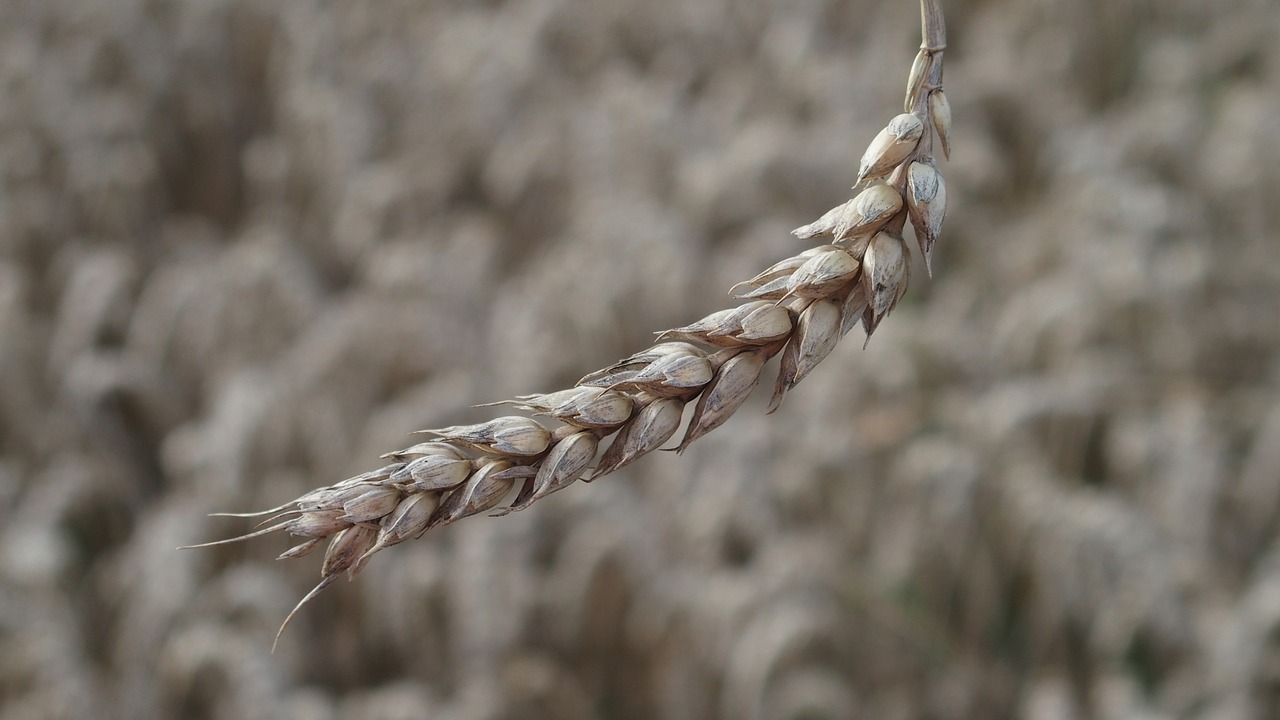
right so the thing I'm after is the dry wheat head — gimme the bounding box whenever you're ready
[184,0,952,648]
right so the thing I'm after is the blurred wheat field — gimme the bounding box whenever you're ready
[2,1,1279,719]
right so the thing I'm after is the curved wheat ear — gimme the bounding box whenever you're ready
[182,0,951,647]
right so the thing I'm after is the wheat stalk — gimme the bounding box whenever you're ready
[184,0,951,648]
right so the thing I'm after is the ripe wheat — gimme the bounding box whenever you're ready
[185,0,951,648]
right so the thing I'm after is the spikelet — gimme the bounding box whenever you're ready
[418,417,552,456]
[658,302,794,347]
[861,232,909,336]
[427,460,517,528]
[906,161,947,274]
[677,349,768,451]
[497,431,599,514]
[369,492,439,552]
[929,89,951,160]
[591,397,686,478]
[768,299,843,413]
[904,49,930,112]
[856,114,924,185]
[783,248,860,300]
[386,447,473,491]
[791,185,903,242]
[483,387,635,429]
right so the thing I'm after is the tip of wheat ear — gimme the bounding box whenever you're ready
[196,16,951,643]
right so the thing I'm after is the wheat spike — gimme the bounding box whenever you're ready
[185,0,953,644]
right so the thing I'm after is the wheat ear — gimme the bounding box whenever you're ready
[183,0,950,648]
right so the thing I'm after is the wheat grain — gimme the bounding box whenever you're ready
[182,0,953,646]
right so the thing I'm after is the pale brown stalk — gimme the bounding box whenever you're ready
[183,0,952,646]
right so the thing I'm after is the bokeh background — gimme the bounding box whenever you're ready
[2,0,1279,718]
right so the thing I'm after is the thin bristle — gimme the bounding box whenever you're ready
[273,575,337,654]
[177,521,291,550]
[208,504,294,519]
[254,509,302,528]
